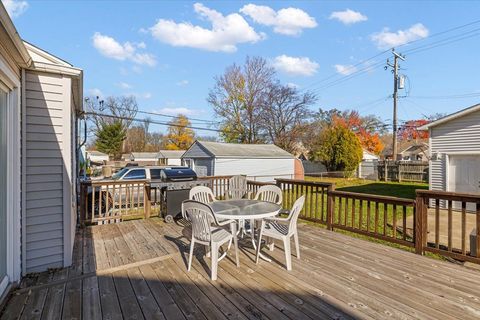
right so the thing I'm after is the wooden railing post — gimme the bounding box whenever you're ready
[326,184,335,230]
[79,182,87,227]
[144,183,151,219]
[415,193,426,255]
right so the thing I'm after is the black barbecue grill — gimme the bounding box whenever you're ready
[150,167,208,222]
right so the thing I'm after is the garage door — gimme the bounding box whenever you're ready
[449,155,480,194]
[194,159,211,177]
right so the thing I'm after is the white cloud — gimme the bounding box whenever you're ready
[286,82,299,89]
[334,64,358,75]
[176,80,189,86]
[150,3,264,53]
[88,88,104,98]
[329,9,367,25]
[92,32,157,66]
[158,107,195,116]
[2,0,28,18]
[117,82,132,89]
[240,4,317,36]
[273,55,319,76]
[371,23,429,49]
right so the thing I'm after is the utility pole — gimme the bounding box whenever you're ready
[386,49,405,161]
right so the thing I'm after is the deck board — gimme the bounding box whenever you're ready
[2,218,480,320]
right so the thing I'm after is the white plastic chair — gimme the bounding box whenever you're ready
[226,175,250,200]
[248,185,284,236]
[255,195,305,271]
[189,186,216,204]
[183,200,239,280]
[254,185,282,205]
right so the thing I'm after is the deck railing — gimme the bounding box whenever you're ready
[330,191,415,247]
[79,175,480,264]
[275,179,333,224]
[79,179,152,225]
[415,190,480,263]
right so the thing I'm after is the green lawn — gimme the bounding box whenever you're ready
[304,176,428,200]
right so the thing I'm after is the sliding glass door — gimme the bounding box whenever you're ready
[0,85,8,293]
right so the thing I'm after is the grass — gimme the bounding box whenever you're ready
[304,176,429,200]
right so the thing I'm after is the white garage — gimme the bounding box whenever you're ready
[419,103,480,197]
[182,140,297,183]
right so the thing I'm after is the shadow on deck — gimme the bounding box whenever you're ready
[2,218,480,320]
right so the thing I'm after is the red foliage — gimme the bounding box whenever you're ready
[398,119,430,141]
[332,111,384,155]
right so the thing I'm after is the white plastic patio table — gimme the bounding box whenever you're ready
[210,199,281,262]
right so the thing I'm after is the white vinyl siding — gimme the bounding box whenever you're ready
[214,158,295,183]
[429,109,480,193]
[23,70,72,273]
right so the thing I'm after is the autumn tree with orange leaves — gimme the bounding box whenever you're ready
[331,110,385,155]
[397,119,430,141]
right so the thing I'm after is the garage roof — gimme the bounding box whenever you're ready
[418,103,480,130]
[193,141,294,159]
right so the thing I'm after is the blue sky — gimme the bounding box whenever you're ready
[4,0,480,134]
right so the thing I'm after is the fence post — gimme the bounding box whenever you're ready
[326,184,335,230]
[415,193,425,255]
[144,183,151,219]
[384,161,388,182]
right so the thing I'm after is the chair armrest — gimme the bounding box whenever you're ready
[217,219,235,226]
[265,217,289,222]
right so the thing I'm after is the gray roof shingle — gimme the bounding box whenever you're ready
[193,141,293,158]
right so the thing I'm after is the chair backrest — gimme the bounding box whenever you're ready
[189,186,216,204]
[228,175,248,200]
[182,200,217,242]
[254,185,282,205]
[288,195,305,232]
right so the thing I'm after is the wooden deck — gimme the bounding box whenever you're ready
[2,218,480,320]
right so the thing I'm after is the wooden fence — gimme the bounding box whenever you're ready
[79,176,480,264]
[378,161,429,183]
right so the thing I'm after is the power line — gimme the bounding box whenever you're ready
[301,18,480,95]
[84,112,222,133]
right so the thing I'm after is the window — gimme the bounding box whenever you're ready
[123,169,146,180]
[150,169,162,179]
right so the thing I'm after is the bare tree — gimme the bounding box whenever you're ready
[260,82,316,153]
[208,56,274,143]
[85,95,138,132]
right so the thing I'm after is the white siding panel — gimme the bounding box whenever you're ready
[24,70,69,273]
[430,109,480,193]
[26,256,63,273]
[214,158,295,183]
[26,98,64,110]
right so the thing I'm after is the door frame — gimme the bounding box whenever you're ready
[446,152,480,192]
[0,62,22,296]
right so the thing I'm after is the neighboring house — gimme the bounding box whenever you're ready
[129,152,162,163]
[358,149,379,179]
[0,4,82,299]
[86,150,109,164]
[419,103,480,196]
[182,140,298,182]
[158,149,185,166]
[399,143,429,161]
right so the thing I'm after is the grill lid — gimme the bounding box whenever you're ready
[160,167,197,182]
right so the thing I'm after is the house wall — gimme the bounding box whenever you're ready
[214,158,295,183]
[166,158,182,166]
[429,109,480,192]
[23,70,74,273]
